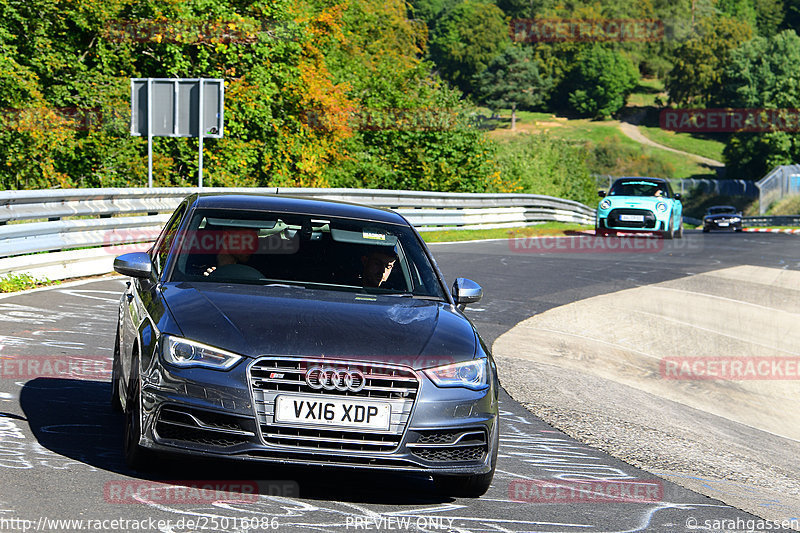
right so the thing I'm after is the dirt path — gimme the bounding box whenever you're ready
[619,120,724,168]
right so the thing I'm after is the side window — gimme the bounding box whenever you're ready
[151,207,185,276]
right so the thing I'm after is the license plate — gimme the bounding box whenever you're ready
[274,395,391,430]
[718,222,729,226]
[619,214,644,222]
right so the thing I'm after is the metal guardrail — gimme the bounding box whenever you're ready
[743,215,800,227]
[756,165,800,214]
[593,175,758,197]
[0,187,595,280]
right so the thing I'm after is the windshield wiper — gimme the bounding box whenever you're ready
[383,292,443,301]
[263,282,306,289]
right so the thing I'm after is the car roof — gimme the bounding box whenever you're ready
[708,205,737,210]
[188,193,408,225]
[612,177,669,185]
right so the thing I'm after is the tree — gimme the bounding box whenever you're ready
[0,0,501,192]
[718,30,800,178]
[495,133,596,206]
[474,45,552,129]
[563,45,639,119]
[429,0,510,94]
[754,0,785,36]
[664,15,753,107]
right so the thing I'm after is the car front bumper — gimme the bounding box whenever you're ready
[703,219,742,231]
[597,208,669,232]
[137,355,498,475]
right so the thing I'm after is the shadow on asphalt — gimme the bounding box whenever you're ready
[20,377,456,505]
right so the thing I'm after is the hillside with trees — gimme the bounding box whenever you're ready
[1,0,799,203]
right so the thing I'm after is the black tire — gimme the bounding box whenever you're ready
[661,219,673,240]
[675,221,683,239]
[702,227,710,233]
[123,362,156,471]
[110,327,123,413]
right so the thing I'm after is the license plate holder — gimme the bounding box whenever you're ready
[619,214,645,222]
[274,395,391,430]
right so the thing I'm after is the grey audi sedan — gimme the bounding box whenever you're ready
[111,193,499,497]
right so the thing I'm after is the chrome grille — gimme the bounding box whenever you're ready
[249,357,419,452]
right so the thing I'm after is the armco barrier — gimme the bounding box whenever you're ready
[0,187,595,281]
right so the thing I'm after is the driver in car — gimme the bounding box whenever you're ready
[359,249,396,288]
[203,228,259,276]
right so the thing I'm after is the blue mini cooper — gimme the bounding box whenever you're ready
[596,177,683,239]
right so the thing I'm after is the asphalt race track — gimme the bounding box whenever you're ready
[0,230,798,533]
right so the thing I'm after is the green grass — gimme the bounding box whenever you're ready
[486,110,717,179]
[766,195,800,215]
[420,222,592,242]
[627,78,666,107]
[0,273,58,293]
[637,126,725,162]
[549,120,715,179]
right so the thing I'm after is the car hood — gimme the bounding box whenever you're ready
[601,196,673,208]
[160,282,478,369]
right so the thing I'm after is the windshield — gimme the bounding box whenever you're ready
[167,208,447,299]
[609,181,669,197]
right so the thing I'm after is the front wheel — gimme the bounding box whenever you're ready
[661,219,674,240]
[123,364,156,471]
[675,221,684,239]
[110,327,122,413]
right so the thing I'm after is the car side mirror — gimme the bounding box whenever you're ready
[452,278,482,309]
[673,193,681,200]
[598,190,606,198]
[114,252,153,278]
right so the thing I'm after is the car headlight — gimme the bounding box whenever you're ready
[599,199,611,210]
[424,359,488,390]
[731,217,741,222]
[162,336,243,370]
[656,202,668,213]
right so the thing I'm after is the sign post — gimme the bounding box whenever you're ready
[131,78,224,187]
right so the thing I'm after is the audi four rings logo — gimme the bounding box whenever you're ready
[305,366,366,392]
